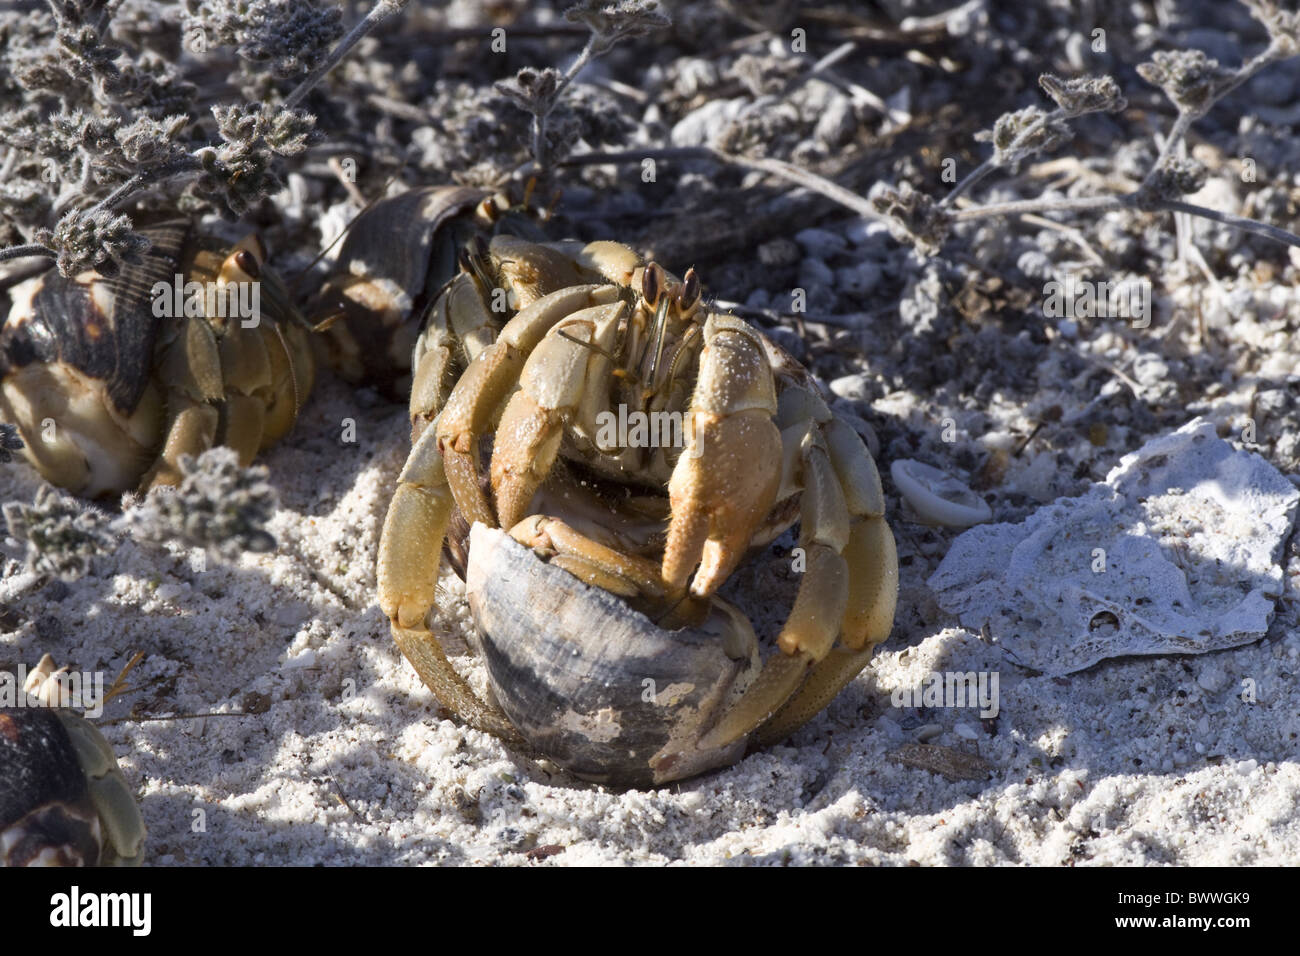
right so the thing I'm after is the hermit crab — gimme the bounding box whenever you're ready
[306,184,543,400]
[0,222,315,497]
[0,656,145,866]
[375,229,900,787]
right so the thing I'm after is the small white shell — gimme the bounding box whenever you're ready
[890,459,992,528]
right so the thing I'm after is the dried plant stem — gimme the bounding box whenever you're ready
[0,243,57,263]
[1145,40,1288,182]
[943,108,1068,206]
[561,146,888,222]
[1152,198,1300,249]
[90,158,202,216]
[951,194,1128,221]
[283,0,410,111]
[566,140,1300,252]
[533,35,600,173]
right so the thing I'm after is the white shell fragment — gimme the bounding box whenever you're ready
[928,419,1300,676]
[890,459,992,527]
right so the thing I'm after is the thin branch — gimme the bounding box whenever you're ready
[715,150,888,222]
[952,194,1128,221]
[0,243,57,263]
[89,158,202,216]
[560,146,720,166]
[533,34,599,173]
[1146,111,1195,180]
[560,146,888,222]
[1152,198,1300,250]
[942,107,1069,206]
[1144,40,1288,185]
[282,0,410,111]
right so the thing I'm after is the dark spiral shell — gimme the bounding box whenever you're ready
[463,525,761,788]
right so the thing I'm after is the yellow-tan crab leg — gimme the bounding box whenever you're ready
[435,284,618,528]
[377,420,523,743]
[661,314,783,598]
[409,273,493,436]
[700,413,899,750]
[697,427,848,749]
[490,300,625,530]
[486,236,591,309]
[508,514,667,600]
[752,416,898,744]
[212,315,274,464]
[258,316,314,445]
[756,517,898,746]
[139,313,226,489]
[57,710,148,865]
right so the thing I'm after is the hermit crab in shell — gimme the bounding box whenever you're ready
[374,230,900,787]
[0,222,314,497]
[0,656,145,866]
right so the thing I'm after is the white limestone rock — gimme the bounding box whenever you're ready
[928,419,1300,676]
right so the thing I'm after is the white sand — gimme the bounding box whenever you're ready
[2,371,1298,866]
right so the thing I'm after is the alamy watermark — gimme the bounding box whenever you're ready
[891,670,1000,718]
[151,275,261,327]
[0,663,105,718]
[594,404,702,458]
[1042,274,1151,328]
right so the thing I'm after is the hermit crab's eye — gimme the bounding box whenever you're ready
[233,249,261,279]
[680,268,700,310]
[642,261,663,307]
[479,195,501,222]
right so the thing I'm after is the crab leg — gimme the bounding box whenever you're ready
[756,515,898,745]
[699,416,899,750]
[409,273,495,435]
[435,284,618,528]
[377,421,524,743]
[490,301,624,530]
[508,514,666,600]
[661,314,783,598]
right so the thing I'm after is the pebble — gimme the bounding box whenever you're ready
[1197,665,1227,693]
[794,227,848,259]
[835,261,882,296]
[669,97,747,148]
[814,95,857,147]
[1132,353,1170,387]
[916,723,943,742]
[844,217,891,248]
[798,257,835,291]
[680,790,706,812]
[829,373,871,402]
[758,237,801,268]
[954,722,979,740]
[1016,249,1054,280]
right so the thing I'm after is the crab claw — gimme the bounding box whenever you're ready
[662,315,781,598]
